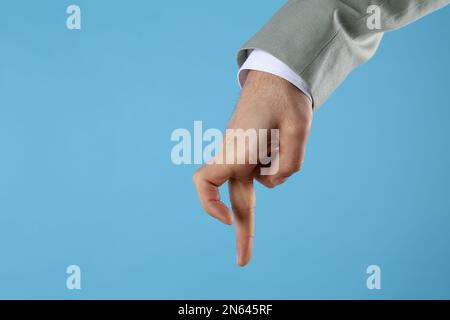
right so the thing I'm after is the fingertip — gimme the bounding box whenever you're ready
[237,259,250,267]
[237,254,251,267]
[222,215,234,226]
[211,205,234,225]
[225,208,234,225]
[236,237,253,267]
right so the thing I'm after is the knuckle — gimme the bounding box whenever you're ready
[265,182,277,189]
[268,176,288,187]
[192,170,202,185]
[279,163,301,177]
[231,204,255,214]
[259,176,277,189]
[261,179,277,189]
[289,162,302,174]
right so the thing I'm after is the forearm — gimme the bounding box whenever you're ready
[238,0,449,109]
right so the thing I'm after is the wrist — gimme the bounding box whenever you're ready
[243,70,312,113]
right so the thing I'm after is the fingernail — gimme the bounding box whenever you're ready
[237,246,247,267]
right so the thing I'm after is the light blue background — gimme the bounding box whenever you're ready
[0,1,449,299]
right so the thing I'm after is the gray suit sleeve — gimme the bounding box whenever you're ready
[237,0,449,109]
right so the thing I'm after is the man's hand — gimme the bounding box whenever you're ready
[193,70,313,266]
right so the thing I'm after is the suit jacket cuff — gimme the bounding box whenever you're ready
[238,49,312,103]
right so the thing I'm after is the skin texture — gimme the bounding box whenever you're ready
[193,70,313,266]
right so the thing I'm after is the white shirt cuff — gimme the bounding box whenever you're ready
[238,49,312,103]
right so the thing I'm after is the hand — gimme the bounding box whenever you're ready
[193,70,313,266]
